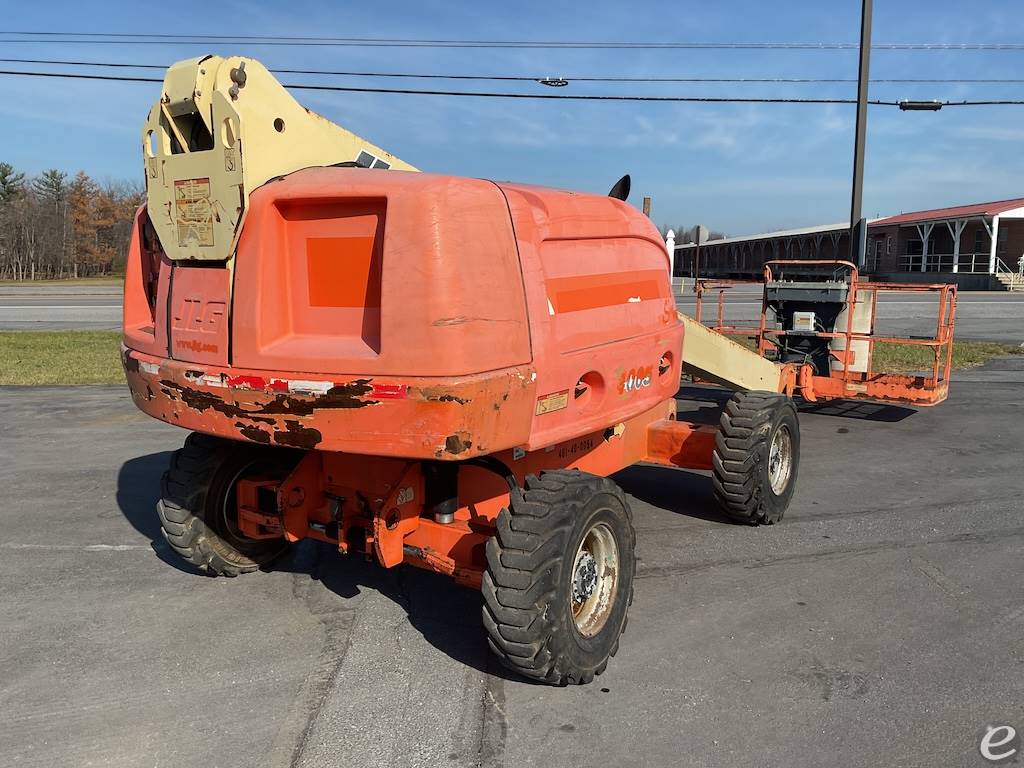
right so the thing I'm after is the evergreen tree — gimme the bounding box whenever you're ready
[32,169,68,203]
[0,162,25,203]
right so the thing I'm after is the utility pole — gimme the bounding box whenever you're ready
[849,0,873,269]
[693,225,709,290]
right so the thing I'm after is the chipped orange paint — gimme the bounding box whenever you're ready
[123,347,536,457]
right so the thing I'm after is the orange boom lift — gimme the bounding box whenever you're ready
[123,56,951,684]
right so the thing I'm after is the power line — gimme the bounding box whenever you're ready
[2,32,1024,50]
[1,68,1022,105]
[0,68,878,102]
[4,57,1024,85]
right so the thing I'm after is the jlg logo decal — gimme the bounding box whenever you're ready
[172,298,225,334]
[618,365,653,395]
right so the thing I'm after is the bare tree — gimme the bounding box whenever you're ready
[0,163,142,280]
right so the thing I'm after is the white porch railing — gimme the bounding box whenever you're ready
[896,252,993,273]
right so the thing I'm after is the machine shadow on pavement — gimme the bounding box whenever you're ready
[796,399,916,422]
[279,540,519,679]
[613,464,737,525]
[116,451,519,680]
[677,383,917,423]
[116,451,211,576]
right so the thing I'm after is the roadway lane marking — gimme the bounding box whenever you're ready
[0,542,157,551]
[0,305,122,309]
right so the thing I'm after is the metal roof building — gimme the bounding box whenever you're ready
[673,197,1024,290]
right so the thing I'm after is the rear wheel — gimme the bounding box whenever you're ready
[712,391,800,525]
[157,433,298,576]
[482,470,635,685]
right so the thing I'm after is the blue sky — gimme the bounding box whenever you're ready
[1,0,1023,235]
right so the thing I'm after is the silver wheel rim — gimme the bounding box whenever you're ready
[768,425,793,495]
[570,521,619,637]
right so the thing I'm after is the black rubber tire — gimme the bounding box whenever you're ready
[157,432,299,576]
[712,390,800,525]
[482,469,636,685]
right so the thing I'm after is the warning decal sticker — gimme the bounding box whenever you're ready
[174,177,214,247]
[535,390,569,416]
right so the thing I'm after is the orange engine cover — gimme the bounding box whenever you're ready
[123,168,683,458]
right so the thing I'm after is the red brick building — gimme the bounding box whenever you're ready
[674,198,1024,290]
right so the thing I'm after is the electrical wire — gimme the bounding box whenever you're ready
[2,32,1024,50]
[1,68,1022,105]
[0,69,889,103]
[4,57,1024,85]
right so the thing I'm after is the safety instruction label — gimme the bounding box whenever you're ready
[535,390,569,415]
[174,177,214,247]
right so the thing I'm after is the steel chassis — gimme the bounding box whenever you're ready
[221,399,715,587]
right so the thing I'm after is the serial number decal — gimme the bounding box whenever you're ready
[557,437,594,460]
[535,390,569,415]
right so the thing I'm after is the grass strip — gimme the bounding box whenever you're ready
[0,331,124,385]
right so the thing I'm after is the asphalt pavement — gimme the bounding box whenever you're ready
[1,282,1021,344]
[2,357,1022,767]
[0,283,122,331]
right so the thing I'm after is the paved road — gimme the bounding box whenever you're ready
[1,282,1021,344]
[676,287,1024,344]
[2,358,1022,767]
[0,284,122,331]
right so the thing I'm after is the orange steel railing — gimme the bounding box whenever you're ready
[694,260,957,406]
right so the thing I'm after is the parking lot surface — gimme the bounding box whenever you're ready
[1,357,1022,767]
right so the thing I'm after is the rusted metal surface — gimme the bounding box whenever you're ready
[122,347,536,458]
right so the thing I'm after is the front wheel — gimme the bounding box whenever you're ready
[157,433,299,576]
[712,391,800,525]
[482,470,636,685]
